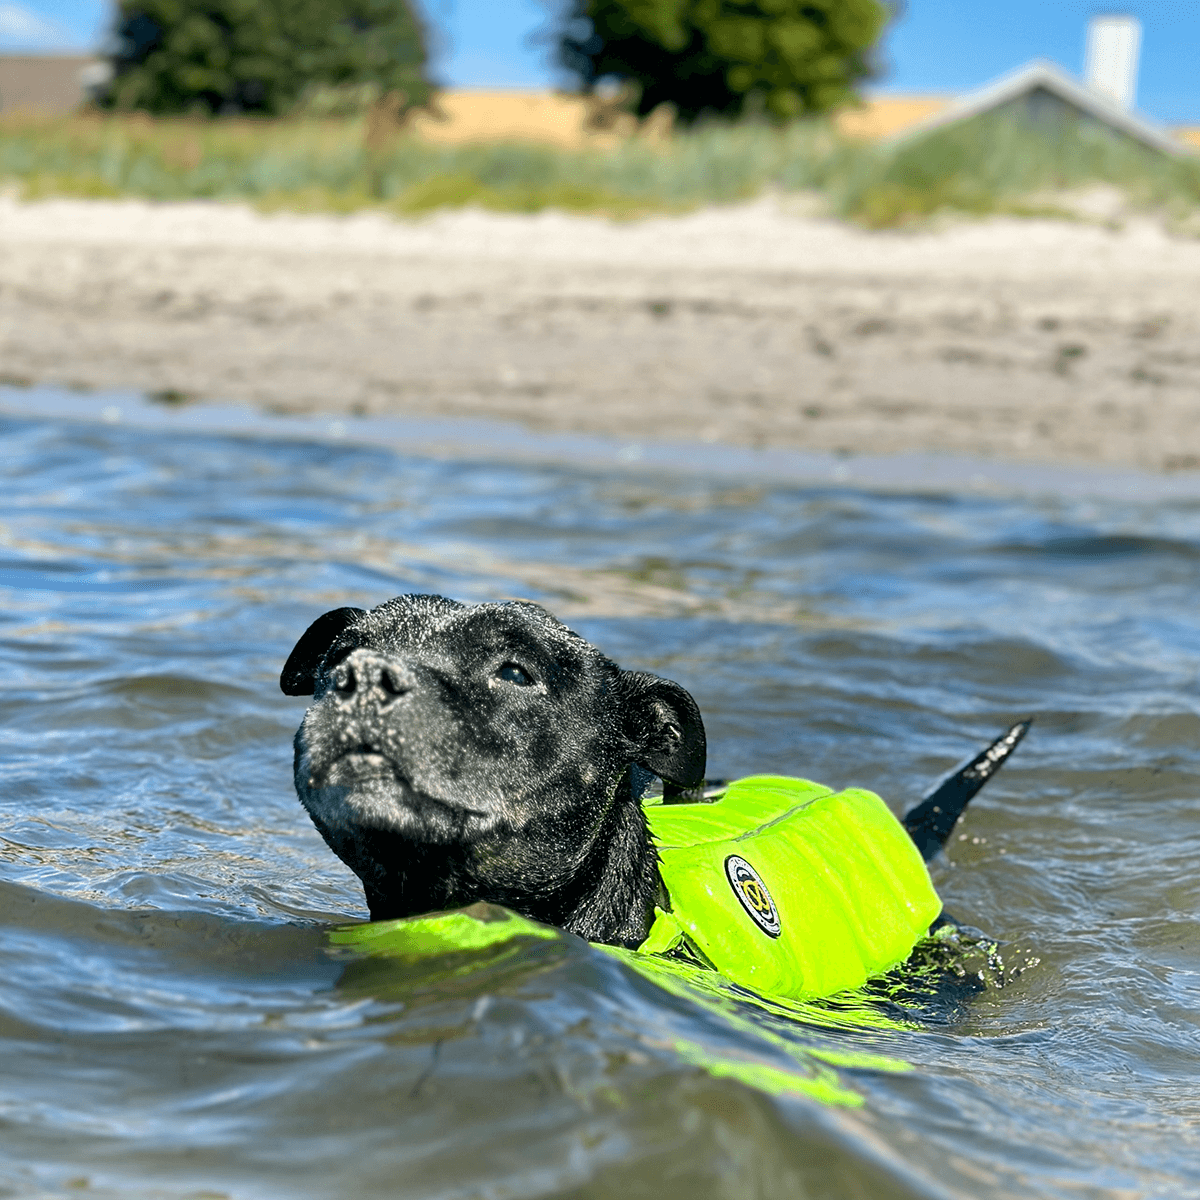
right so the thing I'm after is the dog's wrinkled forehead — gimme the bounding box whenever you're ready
[331,595,602,677]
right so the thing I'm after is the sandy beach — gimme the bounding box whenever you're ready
[2,194,1199,470]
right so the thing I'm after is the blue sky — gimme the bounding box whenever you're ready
[5,0,1198,122]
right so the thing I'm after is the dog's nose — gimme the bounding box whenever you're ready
[331,649,414,707]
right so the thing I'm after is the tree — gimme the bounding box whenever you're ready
[102,0,431,115]
[556,0,890,123]
[278,0,432,107]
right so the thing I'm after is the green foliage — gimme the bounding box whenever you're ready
[102,0,430,116]
[841,109,1200,227]
[0,112,855,217]
[557,0,890,122]
[2,110,1199,231]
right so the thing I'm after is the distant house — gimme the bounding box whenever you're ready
[0,55,108,115]
[890,58,1190,157]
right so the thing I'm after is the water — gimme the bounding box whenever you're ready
[3,397,1200,1199]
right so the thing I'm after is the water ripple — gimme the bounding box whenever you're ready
[2,405,1200,1197]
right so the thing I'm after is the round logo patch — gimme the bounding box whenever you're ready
[724,855,781,939]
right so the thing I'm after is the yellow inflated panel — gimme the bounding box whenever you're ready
[645,777,942,1001]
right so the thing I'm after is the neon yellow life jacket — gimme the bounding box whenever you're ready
[330,775,942,1007]
[639,776,942,1001]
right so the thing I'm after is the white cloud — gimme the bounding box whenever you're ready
[0,3,76,51]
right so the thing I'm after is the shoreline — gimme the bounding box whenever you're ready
[2,195,1200,474]
[8,382,1200,504]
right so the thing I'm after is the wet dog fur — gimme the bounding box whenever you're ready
[281,594,706,947]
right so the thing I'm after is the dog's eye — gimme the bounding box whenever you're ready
[496,662,534,686]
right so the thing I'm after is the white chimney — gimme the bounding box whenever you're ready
[1085,15,1142,111]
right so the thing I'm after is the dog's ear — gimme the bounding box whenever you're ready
[280,607,366,696]
[622,672,706,788]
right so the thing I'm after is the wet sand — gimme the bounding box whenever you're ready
[2,194,1199,471]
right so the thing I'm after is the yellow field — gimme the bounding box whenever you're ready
[408,90,624,149]
[834,95,952,139]
[405,89,955,149]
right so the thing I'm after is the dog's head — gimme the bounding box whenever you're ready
[281,595,705,943]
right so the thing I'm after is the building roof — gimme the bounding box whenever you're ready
[890,59,1191,157]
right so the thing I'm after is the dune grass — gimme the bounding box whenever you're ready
[1,106,1198,227]
[842,108,1200,227]
[0,111,859,218]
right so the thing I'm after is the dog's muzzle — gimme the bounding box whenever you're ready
[329,648,416,710]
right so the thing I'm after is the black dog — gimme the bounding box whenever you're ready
[281,594,1027,948]
[281,595,706,946]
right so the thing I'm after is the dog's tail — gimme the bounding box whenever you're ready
[902,720,1031,862]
